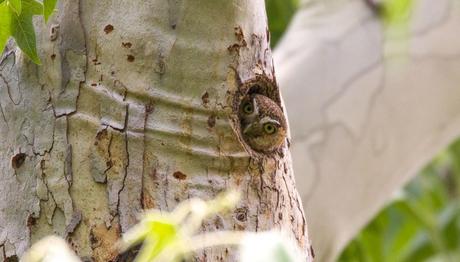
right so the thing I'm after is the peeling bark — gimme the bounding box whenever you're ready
[0,0,311,261]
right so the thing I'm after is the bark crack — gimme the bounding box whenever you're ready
[0,100,7,128]
[0,73,22,105]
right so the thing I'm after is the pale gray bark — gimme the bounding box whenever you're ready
[274,0,460,261]
[0,0,311,261]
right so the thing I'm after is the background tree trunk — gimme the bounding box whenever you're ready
[274,0,460,261]
[0,0,312,261]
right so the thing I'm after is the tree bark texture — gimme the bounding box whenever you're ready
[274,0,460,261]
[0,0,312,261]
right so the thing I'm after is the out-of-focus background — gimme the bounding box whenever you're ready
[266,0,460,261]
[339,140,460,261]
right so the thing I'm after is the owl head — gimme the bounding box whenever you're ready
[239,94,287,153]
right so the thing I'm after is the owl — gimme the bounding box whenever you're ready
[239,94,287,153]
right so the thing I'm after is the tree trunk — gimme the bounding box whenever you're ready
[0,0,312,261]
[274,0,460,260]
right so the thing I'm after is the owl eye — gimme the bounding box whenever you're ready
[242,102,254,114]
[263,123,277,134]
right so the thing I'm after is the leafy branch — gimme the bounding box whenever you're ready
[0,0,58,64]
[22,191,304,262]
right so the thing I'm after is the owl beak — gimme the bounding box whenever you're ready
[243,123,253,134]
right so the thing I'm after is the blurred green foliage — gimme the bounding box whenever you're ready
[339,139,460,262]
[24,191,304,262]
[381,0,413,26]
[265,0,299,47]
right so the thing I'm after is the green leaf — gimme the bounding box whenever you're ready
[22,0,43,15]
[137,220,179,262]
[0,0,5,4]
[122,213,180,262]
[7,0,21,15]
[43,0,57,22]
[265,0,299,47]
[0,1,12,53]
[10,0,43,64]
[382,0,414,26]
